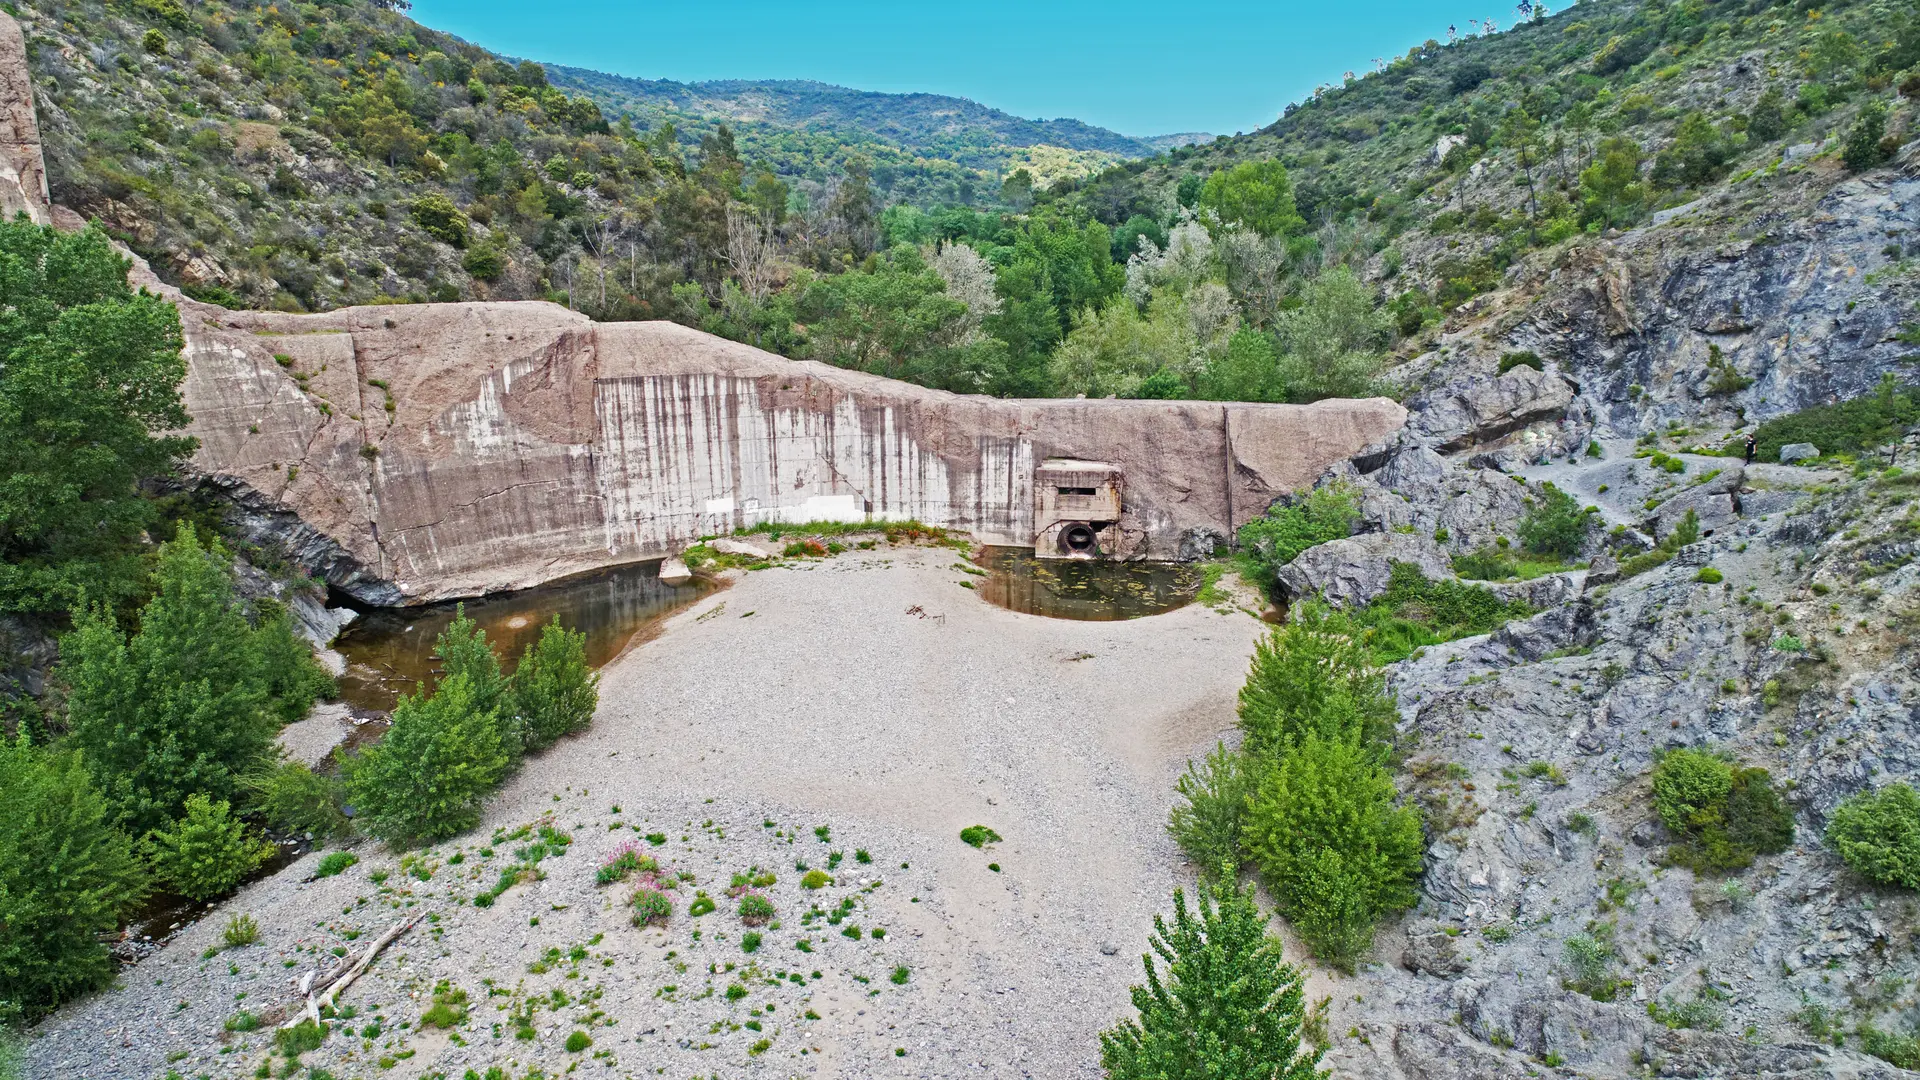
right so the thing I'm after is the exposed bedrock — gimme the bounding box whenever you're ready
[179,300,1407,603]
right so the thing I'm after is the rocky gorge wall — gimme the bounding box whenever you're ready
[0,9,1404,604]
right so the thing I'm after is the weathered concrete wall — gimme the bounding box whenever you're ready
[0,11,1406,603]
[177,302,1404,603]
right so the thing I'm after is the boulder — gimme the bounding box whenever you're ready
[711,537,777,558]
[1407,366,1578,453]
[1488,571,1583,611]
[1645,489,1740,540]
[1779,442,1820,464]
[1274,531,1452,608]
[657,557,693,587]
[1490,599,1600,662]
[1401,932,1469,978]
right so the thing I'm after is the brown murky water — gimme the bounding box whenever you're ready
[333,559,708,711]
[974,546,1199,621]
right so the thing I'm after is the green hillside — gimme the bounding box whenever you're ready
[544,68,1175,200]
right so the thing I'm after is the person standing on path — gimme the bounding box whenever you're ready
[1744,433,1757,464]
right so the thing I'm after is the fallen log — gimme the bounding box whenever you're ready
[282,913,420,1029]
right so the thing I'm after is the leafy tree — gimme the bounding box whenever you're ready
[1652,112,1734,188]
[345,672,510,845]
[1199,161,1305,238]
[252,601,336,724]
[1237,603,1398,758]
[1517,482,1591,559]
[1579,137,1647,227]
[1746,87,1790,144]
[61,525,280,835]
[1652,748,1733,834]
[1048,295,1198,398]
[1271,268,1387,402]
[796,247,972,379]
[0,736,148,1020]
[433,604,516,759]
[513,616,600,751]
[1826,783,1920,889]
[1244,730,1424,970]
[1169,743,1257,876]
[0,221,193,613]
[142,793,275,902]
[1098,877,1324,1080]
[1198,328,1286,403]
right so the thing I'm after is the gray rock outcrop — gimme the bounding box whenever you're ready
[1274,531,1451,607]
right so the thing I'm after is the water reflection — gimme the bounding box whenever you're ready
[974,546,1198,621]
[334,559,706,711]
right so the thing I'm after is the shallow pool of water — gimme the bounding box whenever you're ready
[974,546,1199,621]
[333,559,707,711]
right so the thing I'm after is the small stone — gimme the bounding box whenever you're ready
[657,557,692,587]
[1098,942,1119,956]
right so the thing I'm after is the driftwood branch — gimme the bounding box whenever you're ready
[283,913,420,1029]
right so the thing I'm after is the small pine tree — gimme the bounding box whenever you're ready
[0,737,149,1019]
[142,793,275,902]
[251,601,336,724]
[247,758,350,840]
[1099,877,1324,1080]
[433,604,518,759]
[513,616,599,752]
[346,672,510,845]
[62,525,278,834]
[1237,606,1397,758]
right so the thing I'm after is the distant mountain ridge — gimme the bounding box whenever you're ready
[542,68,1166,158]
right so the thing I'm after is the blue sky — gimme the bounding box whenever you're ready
[407,1,1517,137]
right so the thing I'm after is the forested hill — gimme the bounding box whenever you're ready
[544,67,1175,188]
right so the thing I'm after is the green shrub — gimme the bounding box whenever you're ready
[1168,742,1255,876]
[409,193,469,247]
[1755,375,1918,461]
[275,1018,325,1057]
[564,1031,592,1053]
[800,869,832,889]
[419,982,468,1028]
[890,964,910,985]
[344,672,511,846]
[1517,483,1592,560]
[959,825,1002,849]
[1237,484,1359,587]
[687,893,716,916]
[1244,731,1424,971]
[738,893,776,923]
[1695,567,1724,584]
[631,886,673,926]
[512,616,599,752]
[1497,351,1541,374]
[143,794,275,901]
[741,931,763,953]
[223,913,259,948]
[1238,604,1397,757]
[1652,750,1793,872]
[314,851,358,878]
[1098,877,1323,1080]
[248,760,350,841]
[223,1010,261,1032]
[1562,927,1626,1001]
[461,246,506,282]
[0,737,149,1019]
[1347,564,1532,664]
[1826,783,1920,888]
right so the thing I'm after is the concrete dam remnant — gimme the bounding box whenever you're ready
[183,306,1406,603]
[0,9,1405,603]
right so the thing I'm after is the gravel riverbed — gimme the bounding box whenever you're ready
[25,546,1268,1080]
